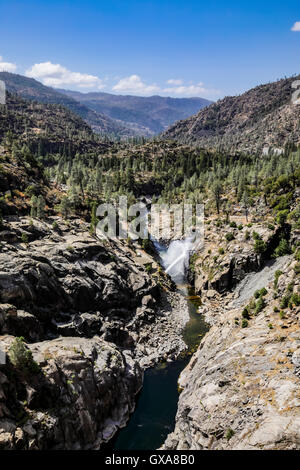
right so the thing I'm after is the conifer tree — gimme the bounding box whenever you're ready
[37,196,45,219]
[30,195,38,218]
[211,180,223,215]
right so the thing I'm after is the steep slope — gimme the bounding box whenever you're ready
[0,104,189,449]
[163,256,300,450]
[0,72,133,137]
[0,214,189,449]
[0,92,105,155]
[164,75,300,153]
[59,89,212,136]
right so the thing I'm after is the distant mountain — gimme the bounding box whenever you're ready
[0,92,110,155]
[163,75,300,153]
[0,73,212,138]
[0,72,133,137]
[59,89,212,136]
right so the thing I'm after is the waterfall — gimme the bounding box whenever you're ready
[154,238,194,284]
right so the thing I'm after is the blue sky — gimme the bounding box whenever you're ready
[0,0,300,99]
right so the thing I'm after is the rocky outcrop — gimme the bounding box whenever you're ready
[0,335,142,450]
[163,255,300,450]
[192,220,283,295]
[0,216,188,449]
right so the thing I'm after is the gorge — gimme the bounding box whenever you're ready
[112,237,209,450]
[0,70,299,452]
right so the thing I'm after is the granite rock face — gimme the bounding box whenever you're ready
[0,336,142,450]
[163,255,300,450]
[0,217,188,449]
[192,221,288,295]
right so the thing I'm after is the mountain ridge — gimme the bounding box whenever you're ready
[0,72,212,138]
[0,72,133,137]
[163,74,300,153]
[57,89,212,136]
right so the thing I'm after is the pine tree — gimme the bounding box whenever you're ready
[37,196,45,219]
[241,190,249,222]
[59,196,71,219]
[90,201,98,235]
[30,195,38,218]
[211,180,223,215]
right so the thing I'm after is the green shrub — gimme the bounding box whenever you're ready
[290,293,300,307]
[230,221,237,228]
[225,232,235,242]
[280,295,291,310]
[276,210,289,226]
[273,175,292,192]
[273,238,290,257]
[145,263,152,274]
[226,429,235,441]
[294,263,300,275]
[238,224,243,231]
[242,308,250,320]
[25,185,36,197]
[8,337,40,374]
[241,319,249,328]
[273,194,292,211]
[259,288,268,297]
[21,233,28,245]
[254,297,266,315]
[254,239,266,254]
[244,230,250,241]
[254,290,261,299]
[287,282,294,293]
[218,247,225,255]
[254,288,267,299]
[252,231,261,241]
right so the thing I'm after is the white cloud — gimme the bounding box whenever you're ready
[112,74,219,98]
[25,61,105,89]
[291,22,300,31]
[166,79,183,85]
[0,55,17,72]
[163,81,219,98]
[112,74,160,95]
[24,62,219,98]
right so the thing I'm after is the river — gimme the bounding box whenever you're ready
[111,239,209,450]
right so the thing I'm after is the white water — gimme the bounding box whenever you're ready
[153,238,194,284]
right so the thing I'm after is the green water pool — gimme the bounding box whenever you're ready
[111,290,208,450]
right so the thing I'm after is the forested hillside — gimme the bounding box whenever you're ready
[0,72,134,137]
[0,90,299,237]
[164,75,300,153]
[60,89,212,136]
